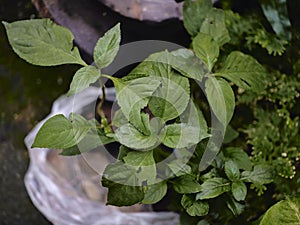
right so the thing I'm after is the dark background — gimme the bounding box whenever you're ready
[0,1,76,224]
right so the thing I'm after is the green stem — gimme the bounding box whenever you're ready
[97,80,106,119]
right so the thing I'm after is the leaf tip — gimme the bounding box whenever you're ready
[2,21,8,27]
[66,90,73,97]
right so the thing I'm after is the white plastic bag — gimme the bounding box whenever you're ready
[24,87,179,225]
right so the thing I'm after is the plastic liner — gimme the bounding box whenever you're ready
[24,87,179,225]
[98,0,183,22]
[98,0,217,22]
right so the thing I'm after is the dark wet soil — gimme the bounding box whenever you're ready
[0,1,77,224]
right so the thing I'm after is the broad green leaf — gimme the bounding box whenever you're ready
[104,181,144,206]
[102,161,139,186]
[123,150,156,184]
[181,194,209,217]
[260,195,300,225]
[148,63,190,122]
[110,76,160,120]
[196,178,230,200]
[32,113,91,149]
[117,145,131,160]
[60,128,115,156]
[115,123,159,150]
[226,195,245,216]
[142,180,168,204]
[261,0,291,40]
[125,60,151,80]
[162,123,209,149]
[215,51,267,91]
[112,109,128,127]
[2,19,86,66]
[173,175,202,194]
[183,0,213,36]
[241,165,274,185]
[223,125,239,144]
[193,32,219,71]
[94,23,121,68]
[67,66,101,96]
[225,160,240,181]
[205,77,235,126]
[146,49,208,82]
[232,181,247,201]
[149,117,165,135]
[223,147,252,171]
[129,104,151,135]
[180,100,208,136]
[200,8,230,46]
[167,159,192,177]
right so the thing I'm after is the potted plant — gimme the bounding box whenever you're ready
[3,0,300,224]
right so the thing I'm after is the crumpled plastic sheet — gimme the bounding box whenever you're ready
[98,0,218,22]
[99,0,183,22]
[24,87,179,225]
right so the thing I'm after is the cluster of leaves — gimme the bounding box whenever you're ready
[3,0,300,224]
[225,0,300,195]
[221,0,300,223]
[223,0,291,56]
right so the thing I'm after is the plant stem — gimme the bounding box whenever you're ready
[97,80,106,119]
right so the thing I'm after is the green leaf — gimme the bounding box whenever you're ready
[67,66,101,96]
[173,175,202,194]
[205,77,235,126]
[223,147,252,171]
[32,113,91,149]
[241,165,274,185]
[225,160,240,181]
[181,194,209,217]
[260,195,300,225]
[196,178,230,200]
[115,123,159,150]
[103,161,139,186]
[129,104,151,135]
[148,63,190,122]
[133,50,207,82]
[232,181,247,201]
[170,49,208,81]
[123,150,156,184]
[246,28,288,56]
[102,161,145,206]
[60,127,115,155]
[110,76,160,120]
[149,49,208,82]
[180,99,208,134]
[183,0,213,36]
[2,19,86,66]
[223,125,239,144]
[117,145,131,160]
[193,32,219,71]
[226,195,245,216]
[112,109,128,127]
[261,0,291,40]
[104,182,144,206]
[162,123,209,149]
[216,51,267,91]
[94,23,121,68]
[142,180,168,204]
[200,8,230,46]
[167,159,192,177]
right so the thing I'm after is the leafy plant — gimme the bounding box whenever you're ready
[3,0,300,224]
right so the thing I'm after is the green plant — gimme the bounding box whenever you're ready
[3,0,300,224]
